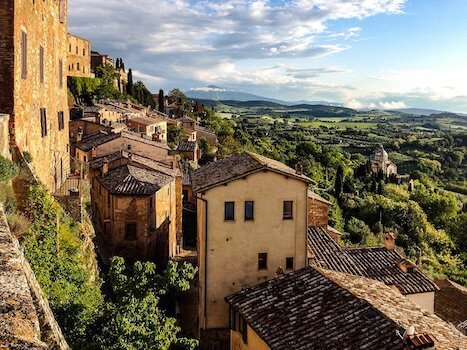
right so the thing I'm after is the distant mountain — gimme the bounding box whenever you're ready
[186,86,342,106]
[393,108,449,116]
[186,86,286,105]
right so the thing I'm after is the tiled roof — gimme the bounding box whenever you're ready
[307,227,437,295]
[121,131,170,150]
[307,227,362,275]
[177,141,197,152]
[308,191,332,205]
[226,267,465,350]
[75,131,120,151]
[434,279,467,334]
[91,151,178,177]
[192,152,310,193]
[128,116,163,125]
[345,247,437,295]
[177,115,196,123]
[97,164,173,195]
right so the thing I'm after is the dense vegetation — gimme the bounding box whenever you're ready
[190,99,467,285]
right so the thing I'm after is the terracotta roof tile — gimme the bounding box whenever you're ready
[192,152,310,193]
[308,227,437,295]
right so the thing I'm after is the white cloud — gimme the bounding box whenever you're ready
[378,101,407,109]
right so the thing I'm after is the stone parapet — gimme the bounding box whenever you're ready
[0,205,69,349]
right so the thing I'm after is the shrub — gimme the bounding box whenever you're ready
[0,156,19,182]
[23,151,33,163]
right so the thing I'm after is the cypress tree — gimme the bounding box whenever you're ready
[335,165,344,199]
[127,69,133,96]
[158,89,165,113]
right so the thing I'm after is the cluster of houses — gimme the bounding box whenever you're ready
[0,1,466,350]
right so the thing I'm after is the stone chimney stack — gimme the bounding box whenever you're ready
[102,157,109,176]
[128,152,133,165]
[91,146,97,159]
[77,128,83,142]
[384,232,396,251]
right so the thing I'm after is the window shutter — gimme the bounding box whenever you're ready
[40,108,47,137]
[39,46,44,83]
[21,31,27,79]
[58,59,63,87]
[59,0,66,23]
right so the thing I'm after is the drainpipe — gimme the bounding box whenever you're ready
[196,194,209,325]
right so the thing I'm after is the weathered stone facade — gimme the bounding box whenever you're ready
[67,33,91,78]
[0,0,70,192]
[0,114,11,159]
[308,192,330,228]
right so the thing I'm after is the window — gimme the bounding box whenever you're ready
[69,44,71,52]
[76,46,78,54]
[244,201,254,221]
[58,111,64,130]
[286,257,294,270]
[21,31,27,79]
[40,108,47,137]
[258,253,267,270]
[59,0,66,23]
[58,59,63,87]
[283,201,293,220]
[39,46,44,83]
[224,201,234,221]
[149,196,153,209]
[107,193,111,207]
[77,62,80,71]
[125,223,137,241]
[83,48,86,56]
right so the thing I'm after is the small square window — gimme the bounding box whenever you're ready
[283,201,293,220]
[286,257,294,270]
[244,201,254,221]
[258,253,267,270]
[225,201,235,221]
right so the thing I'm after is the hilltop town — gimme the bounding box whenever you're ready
[0,1,466,350]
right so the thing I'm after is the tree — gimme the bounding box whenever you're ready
[132,81,155,108]
[168,88,186,104]
[167,125,186,146]
[87,257,197,350]
[158,89,165,113]
[199,138,213,156]
[334,165,344,199]
[127,68,134,96]
[346,217,372,245]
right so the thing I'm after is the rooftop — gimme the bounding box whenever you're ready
[226,267,465,350]
[308,227,437,295]
[97,164,174,195]
[192,152,310,193]
[128,115,164,125]
[177,140,197,152]
[434,279,467,334]
[75,131,120,152]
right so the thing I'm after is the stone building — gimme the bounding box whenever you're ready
[225,267,466,350]
[90,50,113,73]
[370,144,397,176]
[0,0,70,192]
[127,116,168,142]
[67,33,91,78]
[178,141,200,163]
[192,152,311,349]
[91,154,178,263]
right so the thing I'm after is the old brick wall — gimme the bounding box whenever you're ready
[67,34,91,78]
[12,0,70,192]
[308,197,329,228]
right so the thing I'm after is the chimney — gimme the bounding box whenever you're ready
[91,146,97,159]
[128,152,133,165]
[77,130,83,142]
[384,232,396,251]
[102,157,109,176]
[295,163,303,176]
[397,258,416,274]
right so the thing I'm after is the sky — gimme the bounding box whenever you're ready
[68,0,467,112]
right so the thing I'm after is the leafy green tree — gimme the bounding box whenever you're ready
[346,217,373,245]
[132,81,155,108]
[168,89,187,104]
[167,125,186,145]
[199,138,213,155]
[0,156,19,182]
[87,257,197,350]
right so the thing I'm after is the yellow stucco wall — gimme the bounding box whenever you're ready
[231,327,270,350]
[406,291,435,314]
[197,170,309,330]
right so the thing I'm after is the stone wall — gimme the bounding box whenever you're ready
[0,205,69,349]
[67,33,91,78]
[0,114,11,159]
[3,0,71,192]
